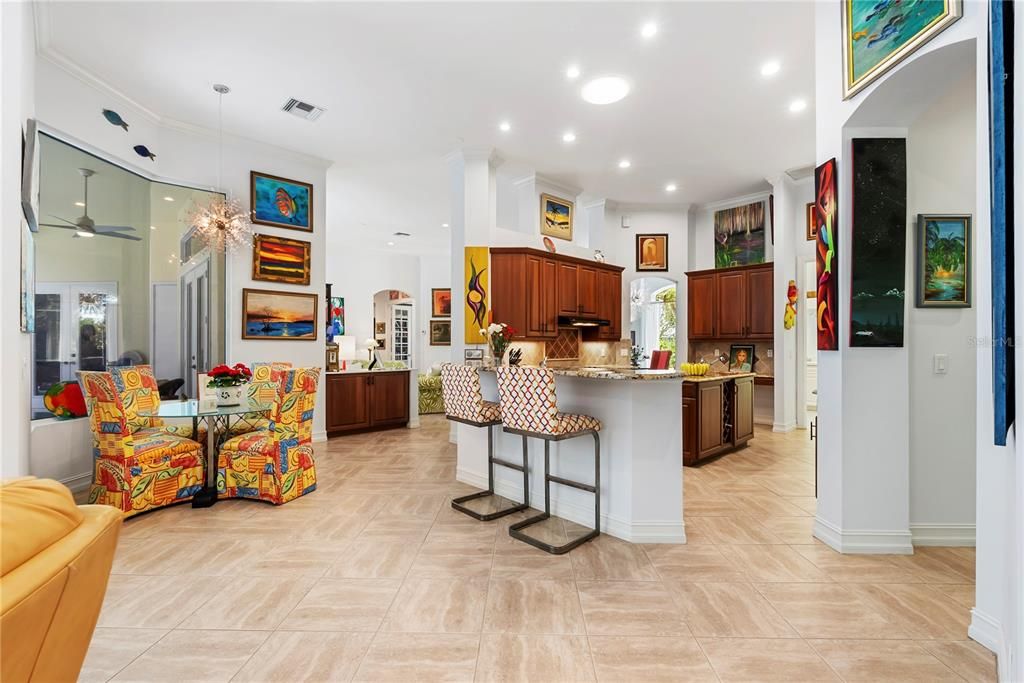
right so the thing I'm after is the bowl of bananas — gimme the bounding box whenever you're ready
[682,362,710,376]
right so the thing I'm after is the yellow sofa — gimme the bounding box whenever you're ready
[0,477,122,682]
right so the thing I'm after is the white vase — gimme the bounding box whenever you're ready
[216,385,243,407]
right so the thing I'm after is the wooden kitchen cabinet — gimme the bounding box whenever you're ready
[686,263,773,341]
[326,370,409,436]
[682,375,755,466]
[490,248,624,341]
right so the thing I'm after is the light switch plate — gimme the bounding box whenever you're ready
[766,349,774,358]
[933,354,948,374]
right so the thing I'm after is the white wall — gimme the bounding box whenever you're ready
[906,71,977,538]
[0,0,36,479]
[418,252,452,369]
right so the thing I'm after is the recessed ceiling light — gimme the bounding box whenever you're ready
[789,99,808,113]
[618,159,632,169]
[566,64,581,80]
[641,21,658,39]
[150,225,157,230]
[442,223,449,228]
[386,241,395,247]
[74,201,85,207]
[581,76,630,105]
[665,183,678,193]
[760,60,781,77]
[562,131,577,143]
[499,121,511,132]
[163,196,174,202]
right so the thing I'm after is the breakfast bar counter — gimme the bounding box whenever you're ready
[457,366,685,543]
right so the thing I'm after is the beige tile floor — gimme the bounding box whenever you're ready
[80,416,996,682]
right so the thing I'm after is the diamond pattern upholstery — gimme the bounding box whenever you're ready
[494,366,602,436]
[440,364,502,425]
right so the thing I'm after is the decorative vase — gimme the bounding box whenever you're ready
[216,385,243,407]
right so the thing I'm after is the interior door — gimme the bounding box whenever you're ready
[391,303,412,364]
[181,257,211,398]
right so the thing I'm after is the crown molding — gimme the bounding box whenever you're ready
[33,3,333,170]
[698,190,772,212]
[614,201,690,213]
[533,173,582,198]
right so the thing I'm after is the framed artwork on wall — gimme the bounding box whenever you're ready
[729,344,754,373]
[636,234,669,272]
[241,288,318,340]
[252,234,311,285]
[250,171,313,232]
[806,202,817,241]
[540,193,574,241]
[714,201,765,268]
[375,322,386,335]
[815,158,839,351]
[464,246,489,344]
[327,296,345,337]
[916,214,971,308]
[842,0,962,99]
[431,288,452,317]
[430,320,451,346]
[849,138,907,348]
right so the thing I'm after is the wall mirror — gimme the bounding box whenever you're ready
[32,133,226,417]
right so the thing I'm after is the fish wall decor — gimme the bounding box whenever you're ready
[102,109,129,131]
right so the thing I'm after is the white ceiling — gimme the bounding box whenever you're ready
[41,1,815,246]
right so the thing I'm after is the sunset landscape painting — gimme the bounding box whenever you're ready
[252,234,311,285]
[242,289,318,340]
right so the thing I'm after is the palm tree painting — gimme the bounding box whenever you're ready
[917,215,971,307]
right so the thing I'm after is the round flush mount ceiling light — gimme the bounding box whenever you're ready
[581,76,630,105]
[163,196,174,202]
[499,121,511,132]
[641,21,658,39]
[442,223,449,228]
[74,201,85,207]
[386,241,395,247]
[562,131,577,143]
[618,159,632,169]
[566,64,581,80]
[665,182,678,193]
[760,60,781,77]
[789,98,808,113]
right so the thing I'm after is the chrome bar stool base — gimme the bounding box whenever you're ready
[505,428,600,555]
[449,416,530,521]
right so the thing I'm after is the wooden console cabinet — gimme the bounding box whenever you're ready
[686,263,773,340]
[326,370,409,436]
[490,247,623,342]
[682,375,754,466]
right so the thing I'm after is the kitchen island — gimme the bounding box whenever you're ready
[456,366,685,544]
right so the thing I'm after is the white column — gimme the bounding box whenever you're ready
[770,174,798,432]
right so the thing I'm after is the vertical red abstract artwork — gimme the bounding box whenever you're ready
[815,158,839,351]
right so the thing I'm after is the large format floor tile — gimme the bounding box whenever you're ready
[109,630,268,682]
[475,634,595,683]
[588,635,717,682]
[353,633,479,683]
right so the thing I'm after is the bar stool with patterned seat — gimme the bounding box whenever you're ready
[442,364,529,521]
[495,365,602,554]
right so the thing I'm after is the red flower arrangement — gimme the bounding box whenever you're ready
[207,363,253,388]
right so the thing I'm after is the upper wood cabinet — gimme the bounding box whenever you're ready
[686,263,774,341]
[490,247,624,341]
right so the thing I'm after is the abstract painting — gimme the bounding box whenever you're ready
[636,234,668,271]
[328,296,345,337]
[989,0,1014,446]
[252,234,311,285]
[842,0,962,99]
[464,246,489,344]
[242,289,317,340]
[850,138,907,348]
[250,171,313,232]
[432,288,452,317]
[714,201,765,268]
[815,158,839,351]
[540,193,574,241]
[916,215,971,307]
[430,320,451,346]
[806,202,817,241]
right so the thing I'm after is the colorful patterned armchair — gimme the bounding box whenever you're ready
[110,365,197,439]
[217,367,319,505]
[79,371,205,516]
[227,362,292,436]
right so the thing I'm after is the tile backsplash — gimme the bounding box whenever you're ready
[688,341,774,376]
[505,337,631,368]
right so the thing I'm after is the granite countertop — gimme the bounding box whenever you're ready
[682,372,758,383]
[482,365,685,381]
[325,367,413,375]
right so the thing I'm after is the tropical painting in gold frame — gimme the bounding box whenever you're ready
[842,0,962,99]
[540,193,574,241]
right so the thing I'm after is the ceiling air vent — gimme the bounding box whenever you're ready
[281,98,326,121]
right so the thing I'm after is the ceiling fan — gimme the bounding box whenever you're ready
[39,168,142,241]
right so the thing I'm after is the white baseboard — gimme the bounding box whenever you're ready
[968,608,1008,678]
[312,430,327,444]
[772,421,796,433]
[812,516,914,554]
[60,471,92,493]
[910,523,976,546]
[456,467,685,544]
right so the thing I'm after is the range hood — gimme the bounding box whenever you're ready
[558,315,610,328]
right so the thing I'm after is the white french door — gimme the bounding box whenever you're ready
[32,282,119,417]
[181,256,211,399]
[391,303,412,365]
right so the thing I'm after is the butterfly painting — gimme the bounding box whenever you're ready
[250,171,313,232]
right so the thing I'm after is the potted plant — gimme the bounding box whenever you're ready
[481,322,516,366]
[207,363,252,406]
